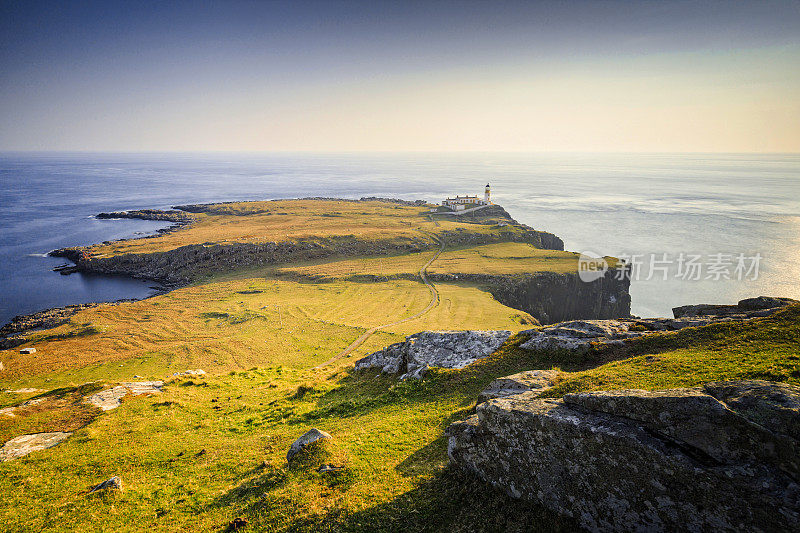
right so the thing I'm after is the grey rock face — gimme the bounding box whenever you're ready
[355,330,512,378]
[478,370,561,403]
[0,432,73,462]
[89,476,123,493]
[672,296,795,318]
[518,297,796,354]
[87,381,164,411]
[448,380,800,533]
[519,320,644,352]
[287,428,332,463]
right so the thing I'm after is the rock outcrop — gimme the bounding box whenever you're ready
[448,380,800,533]
[355,330,512,379]
[519,320,644,352]
[0,303,97,350]
[87,381,163,411]
[0,432,73,462]
[673,296,796,319]
[477,369,561,403]
[89,476,123,493]
[518,297,796,354]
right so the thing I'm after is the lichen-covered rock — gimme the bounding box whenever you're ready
[448,380,800,533]
[355,330,512,378]
[0,432,72,461]
[478,370,561,403]
[87,381,164,411]
[89,476,123,493]
[287,428,332,463]
[519,320,643,352]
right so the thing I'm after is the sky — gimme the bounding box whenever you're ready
[1,0,799,152]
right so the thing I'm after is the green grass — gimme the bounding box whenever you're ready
[1,306,797,531]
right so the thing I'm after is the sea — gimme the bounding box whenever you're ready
[1,152,798,325]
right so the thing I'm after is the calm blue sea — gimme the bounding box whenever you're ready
[1,152,798,324]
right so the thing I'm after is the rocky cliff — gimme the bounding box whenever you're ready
[51,235,433,286]
[448,380,800,533]
[429,267,632,324]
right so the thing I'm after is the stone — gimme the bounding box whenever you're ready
[0,361,4,372]
[478,369,561,403]
[87,386,129,411]
[19,347,36,354]
[0,432,72,461]
[448,380,800,533]
[89,476,123,493]
[355,330,512,378]
[172,369,207,377]
[287,428,332,463]
[87,381,164,411]
[519,320,642,352]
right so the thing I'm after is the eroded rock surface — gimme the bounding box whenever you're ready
[478,369,561,403]
[0,432,72,462]
[355,330,512,379]
[519,320,644,352]
[448,380,800,533]
[87,381,163,411]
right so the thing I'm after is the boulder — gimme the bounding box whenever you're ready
[19,347,36,354]
[355,330,512,378]
[89,476,123,493]
[287,428,332,463]
[448,380,800,532]
[519,320,643,352]
[478,369,561,403]
[0,432,72,461]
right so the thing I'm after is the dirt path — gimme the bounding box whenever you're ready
[312,238,444,370]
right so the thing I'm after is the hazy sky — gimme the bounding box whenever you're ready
[2,0,799,152]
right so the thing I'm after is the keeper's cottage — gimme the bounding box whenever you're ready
[442,183,492,211]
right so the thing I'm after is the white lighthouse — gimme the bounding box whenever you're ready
[484,183,491,204]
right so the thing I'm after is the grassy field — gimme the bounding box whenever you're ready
[277,243,592,280]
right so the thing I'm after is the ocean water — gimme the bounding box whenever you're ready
[1,152,798,325]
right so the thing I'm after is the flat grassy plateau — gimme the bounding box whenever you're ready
[1,199,797,532]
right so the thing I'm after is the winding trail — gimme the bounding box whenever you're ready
[312,236,444,370]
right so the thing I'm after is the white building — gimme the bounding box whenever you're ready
[442,183,492,209]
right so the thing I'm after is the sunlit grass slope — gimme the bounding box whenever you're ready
[0,275,534,390]
[276,243,594,281]
[1,307,797,532]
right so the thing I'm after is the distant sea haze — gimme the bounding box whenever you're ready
[1,152,798,325]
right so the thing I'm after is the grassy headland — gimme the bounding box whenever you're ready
[2,198,791,531]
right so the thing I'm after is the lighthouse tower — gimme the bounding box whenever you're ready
[484,183,491,204]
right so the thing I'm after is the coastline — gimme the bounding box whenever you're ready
[2,197,628,338]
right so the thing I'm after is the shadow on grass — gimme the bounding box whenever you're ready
[281,465,578,533]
